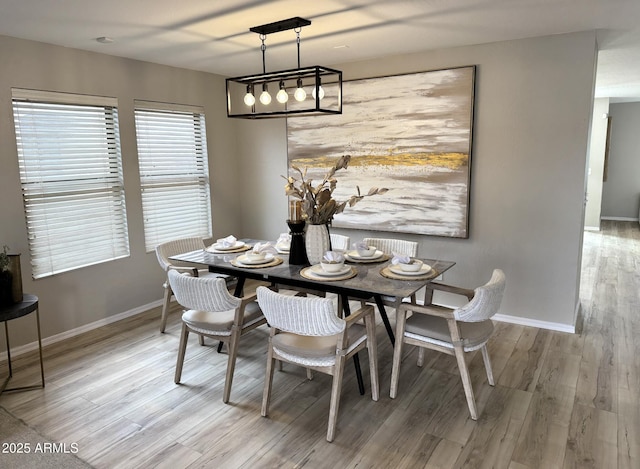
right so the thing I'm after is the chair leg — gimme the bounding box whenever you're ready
[417,348,425,367]
[160,284,172,333]
[390,307,408,399]
[365,313,379,401]
[306,368,314,380]
[198,334,205,346]
[327,355,346,442]
[453,345,478,420]
[222,328,241,403]
[262,346,276,417]
[174,323,189,383]
[481,344,495,386]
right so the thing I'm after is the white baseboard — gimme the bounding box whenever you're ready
[584,225,600,231]
[414,299,577,334]
[0,299,163,361]
[3,294,579,362]
[493,313,575,333]
[601,216,639,222]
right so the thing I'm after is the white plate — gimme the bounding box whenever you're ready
[276,246,290,254]
[310,264,352,277]
[211,241,245,251]
[346,249,384,260]
[236,253,274,265]
[389,263,432,276]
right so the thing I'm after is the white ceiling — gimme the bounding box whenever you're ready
[1,0,639,101]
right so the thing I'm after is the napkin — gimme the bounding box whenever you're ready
[353,241,369,251]
[276,233,291,248]
[252,242,278,254]
[217,235,237,248]
[323,251,345,263]
[391,252,411,265]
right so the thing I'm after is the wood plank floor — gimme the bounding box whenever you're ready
[1,220,638,468]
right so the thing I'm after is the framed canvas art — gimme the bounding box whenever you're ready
[286,66,475,238]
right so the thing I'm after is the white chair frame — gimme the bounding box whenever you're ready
[169,269,266,403]
[257,286,379,442]
[390,269,505,420]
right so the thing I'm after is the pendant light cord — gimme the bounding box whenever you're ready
[295,28,301,69]
[260,34,267,74]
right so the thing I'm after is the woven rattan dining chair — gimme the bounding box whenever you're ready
[390,269,506,420]
[362,237,418,258]
[156,237,233,333]
[256,286,379,442]
[168,269,266,403]
[361,237,420,308]
[329,233,351,252]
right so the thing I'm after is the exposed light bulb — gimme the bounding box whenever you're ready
[243,85,255,106]
[294,78,306,102]
[276,81,289,104]
[312,85,325,100]
[259,83,271,105]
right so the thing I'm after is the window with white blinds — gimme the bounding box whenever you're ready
[12,89,130,279]
[134,101,212,252]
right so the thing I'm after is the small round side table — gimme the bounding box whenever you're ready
[0,294,45,395]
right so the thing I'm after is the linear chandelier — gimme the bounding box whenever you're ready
[226,17,342,119]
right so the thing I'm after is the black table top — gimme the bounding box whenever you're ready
[0,294,39,322]
[170,241,455,301]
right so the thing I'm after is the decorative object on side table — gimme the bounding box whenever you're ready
[0,246,22,306]
[283,154,388,265]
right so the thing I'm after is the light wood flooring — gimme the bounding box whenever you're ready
[0,220,638,468]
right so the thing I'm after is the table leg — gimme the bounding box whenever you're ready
[4,321,12,377]
[233,277,246,297]
[0,322,11,394]
[35,307,45,387]
[341,294,365,396]
[1,309,45,394]
[373,295,395,345]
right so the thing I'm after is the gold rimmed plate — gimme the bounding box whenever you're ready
[300,265,357,281]
[230,256,283,269]
[380,265,438,281]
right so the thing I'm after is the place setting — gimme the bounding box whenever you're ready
[230,242,283,268]
[344,242,390,264]
[300,251,357,281]
[205,235,251,254]
[380,253,438,281]
[274,232,291,255]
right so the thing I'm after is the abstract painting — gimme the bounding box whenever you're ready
[286,66,475,238]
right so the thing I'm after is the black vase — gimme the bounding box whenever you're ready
[287,220,309,265]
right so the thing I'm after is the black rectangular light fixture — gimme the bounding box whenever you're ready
[226,17,343,119]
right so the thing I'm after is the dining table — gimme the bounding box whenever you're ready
[169,238,455,394]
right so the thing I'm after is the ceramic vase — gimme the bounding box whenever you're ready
[305,223,330,265]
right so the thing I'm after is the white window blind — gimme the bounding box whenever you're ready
[12,89,130,279]
[134,101,212,252]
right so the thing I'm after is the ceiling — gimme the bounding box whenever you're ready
[1,0,639,102]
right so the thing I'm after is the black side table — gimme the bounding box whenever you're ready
[0,294,45,394]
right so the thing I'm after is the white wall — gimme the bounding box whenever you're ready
[0,35,241,347]
[0,30,598,351]
[585,98,610,230]
[241,31,598,329]
[601,102,640,220]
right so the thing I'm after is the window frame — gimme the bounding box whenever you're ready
[134,100,212,252]
[11,88,130,279]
